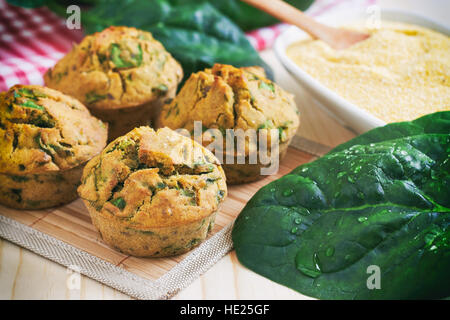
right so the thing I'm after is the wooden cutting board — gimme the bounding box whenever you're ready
[0,147,314,281]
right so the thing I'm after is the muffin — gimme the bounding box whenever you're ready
[77,126,227,257]
[44,26,183,140]
[156,64,300,184]
[0,85,108,209]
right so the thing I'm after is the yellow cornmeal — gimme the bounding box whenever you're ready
[286,21,450,123]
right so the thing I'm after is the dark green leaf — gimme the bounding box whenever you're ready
[259,81,275,93]
[110,43,143,69]
[110,197,126,210]
[210,0,314,31]
[10,175,30,182]
[38,0,313,30]
[85,91,107,104]
[34,132,55,161]
[152,84,169,96]
[6,0,46,8]
[21,100,44,111]
[329,111,450,154]
[257,119,274,130]
[169,0,314,31]
[217,189,225,202]
[18,88,35,97]
[232,111,450,300]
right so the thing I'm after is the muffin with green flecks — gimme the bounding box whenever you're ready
[0,85,108,209]
[77,126,227,257]
[156,63,300,184]
[44,26,183,140]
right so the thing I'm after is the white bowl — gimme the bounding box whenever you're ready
[274,9,450,133]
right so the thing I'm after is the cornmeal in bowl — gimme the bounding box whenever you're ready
[286,21,450,123]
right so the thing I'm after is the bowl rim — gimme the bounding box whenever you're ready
[274,8,450,133]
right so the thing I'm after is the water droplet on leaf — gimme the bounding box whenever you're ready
[295,251,322,278]
[358,216,368,223]
[325,246,335,257]
[296,208,311,216]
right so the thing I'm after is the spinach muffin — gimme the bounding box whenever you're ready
[77,126,227,257]
[44,26,183,140]
[156,64,300,184]
[0,85,108,209]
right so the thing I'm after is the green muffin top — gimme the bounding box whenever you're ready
[44,26,183,110]
[0,85,108,174]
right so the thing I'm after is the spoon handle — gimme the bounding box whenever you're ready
[242,0,328,39]
[241,0,369,49]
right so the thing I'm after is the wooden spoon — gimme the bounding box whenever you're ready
[242,0,370,50]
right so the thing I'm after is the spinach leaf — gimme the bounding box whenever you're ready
[85,91,107,104]
[168,0,314,31]
[207,0,314,31]
[330,111,450,154]
[14,0,312,30]
[232,111,450,299]
[50,0,273,82]
[21,100,44,111]
[259,81,275,93]
[110,43,143,69]
[110,197,126,210]
[6,0,46,8]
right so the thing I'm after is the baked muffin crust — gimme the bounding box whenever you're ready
[157,64,300,183]
[44,26,183,110]
[78,127,227,257]
[44,26,183,139]
[0,85,108,209]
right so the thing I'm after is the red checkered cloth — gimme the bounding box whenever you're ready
[0,0,376,92]
[0,0,83,91]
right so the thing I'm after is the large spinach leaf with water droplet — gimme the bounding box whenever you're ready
[232,111,450,299]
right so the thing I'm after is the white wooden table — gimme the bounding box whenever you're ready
[0,0,447,300]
